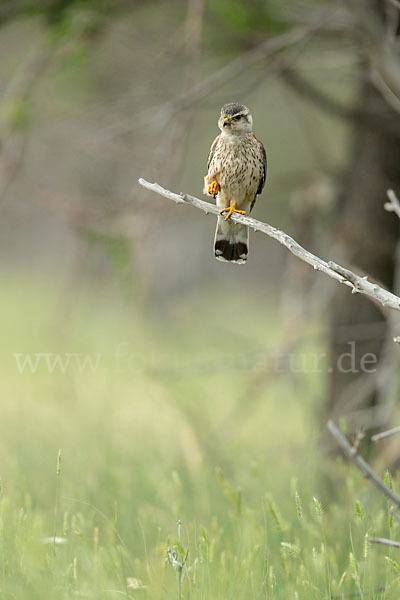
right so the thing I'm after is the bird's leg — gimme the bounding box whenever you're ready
[220,202,246,222]
[207,181,220,199]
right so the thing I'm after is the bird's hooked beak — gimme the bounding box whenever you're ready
[223,117,231,128]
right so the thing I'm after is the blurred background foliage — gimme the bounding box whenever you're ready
[1,0,400,598]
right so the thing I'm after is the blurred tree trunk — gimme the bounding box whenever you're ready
[327,79,400,440]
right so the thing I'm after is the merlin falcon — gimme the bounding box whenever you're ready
[204,102,267,264]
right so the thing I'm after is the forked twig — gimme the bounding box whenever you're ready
[385,189,400,220]
[327,420,400,508]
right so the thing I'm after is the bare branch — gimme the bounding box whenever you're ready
[281,67,358,121]
[281,67,400,136]
[99,17,333,143]
[157,23,319,115]
[385,189,400,219]
[371,425,400,442]
[138,179,400,313]
[345,0,400,113]
[327,420,400,508]
[367,537,400,548]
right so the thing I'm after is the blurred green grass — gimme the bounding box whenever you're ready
[0,269,399,599]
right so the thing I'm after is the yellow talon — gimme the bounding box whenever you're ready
[220,202,246,221]
[208,181,220,199]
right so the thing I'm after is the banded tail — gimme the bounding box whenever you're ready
[214,216,249,264]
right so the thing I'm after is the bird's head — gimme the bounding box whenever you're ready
[218,103,253,135]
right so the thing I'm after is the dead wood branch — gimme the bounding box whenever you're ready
[372,425,400,442]
[367,537,400,548]
[385,189,400,220]
[138,179,400,313]
[327,420,400,508]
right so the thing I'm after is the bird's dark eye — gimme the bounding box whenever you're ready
[233,115,241,121]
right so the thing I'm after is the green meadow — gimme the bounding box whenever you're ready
[0,269,399,599]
